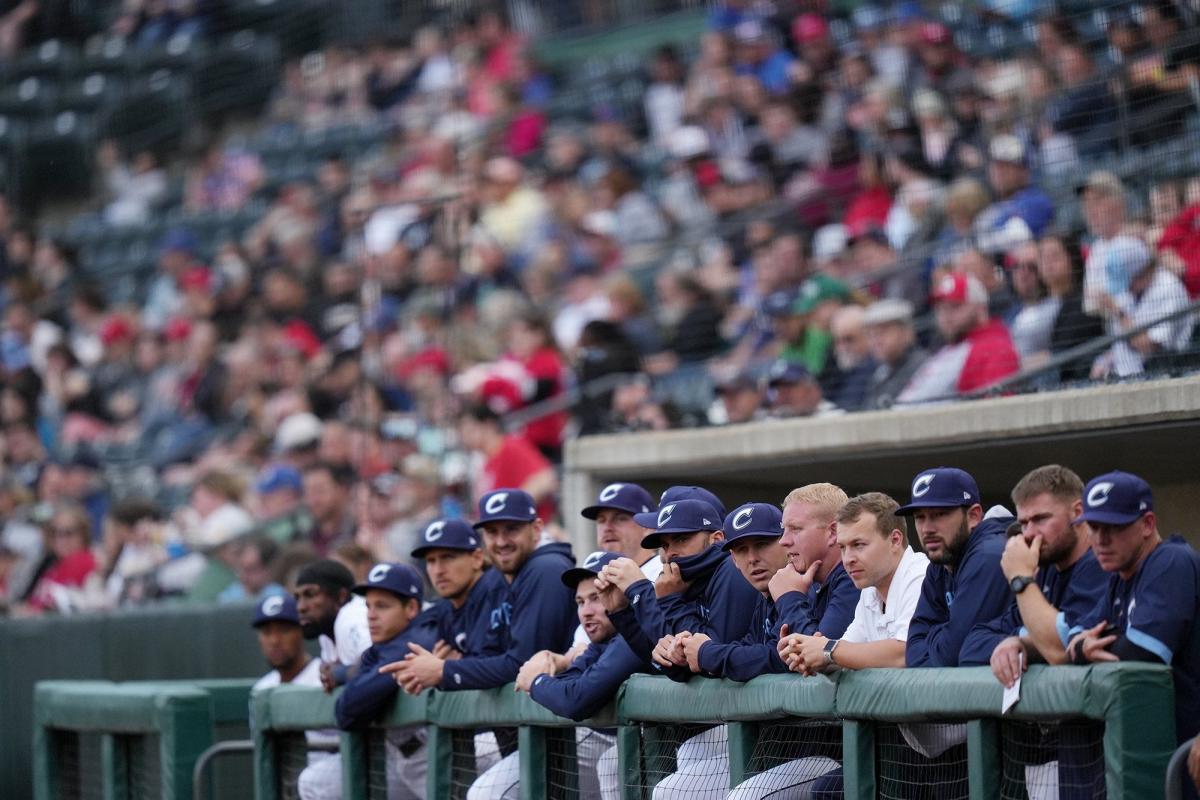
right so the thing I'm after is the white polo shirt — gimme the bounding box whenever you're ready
[840,547,930,644]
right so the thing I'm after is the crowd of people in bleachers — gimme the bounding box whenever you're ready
[3,0,1200,617]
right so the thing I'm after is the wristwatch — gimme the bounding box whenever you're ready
[823,638,840,665]
[1009,575,1036,595]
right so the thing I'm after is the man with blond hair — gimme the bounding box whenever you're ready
[738,493,930,798]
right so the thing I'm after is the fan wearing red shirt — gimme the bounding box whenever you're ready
[459,403,559,524]
[27,504,98,612]
[898,273,1020,403]
[505,312,568,463]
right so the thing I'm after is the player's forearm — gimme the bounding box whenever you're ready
[830,639,905,670]
[1015,591,1067,664]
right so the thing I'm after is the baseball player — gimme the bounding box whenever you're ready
[900,467,1014,667]
[501,552,648,800]
[299,563,439,800]
[411,517,508,775]
[752,492,930,798]
[294,560,371,691]
[1067,471,1200,747]
[252,594,321,691]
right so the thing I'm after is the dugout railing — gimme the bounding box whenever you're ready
[36,663,1177,799]
[33,678,256,800]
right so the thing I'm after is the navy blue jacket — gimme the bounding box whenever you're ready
[698,562,860,681]
[774,561,861,638]
[906,515,1014,667]
[432,568,508,657]
[958,549,1107,666]
[334,609,439,729]
[529,634,644,722]
[1071,537,1200,743]
[441,542,576,690]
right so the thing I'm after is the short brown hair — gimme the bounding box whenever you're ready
[1011,465,1084,506]
[782,483,849,522]
[836,492,906,539]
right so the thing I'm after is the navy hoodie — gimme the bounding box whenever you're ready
[906,514,1014,667]
[441,542,576,690]
[700,562,861,681]
[335,608,440,728]
[529,634,644,723]
[958,548,1107,666]
[432,567,508,657]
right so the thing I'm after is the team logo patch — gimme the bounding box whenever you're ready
[368,564,391,583]
[583,551,606,571]
[657,503,677,527]
[262,596,284,616]
[424,521,446,542]
[912,474,935,498]
[1087,482,1115,508]
[484,492,509,515]
[731,508,754,530]
[598,483,623,502]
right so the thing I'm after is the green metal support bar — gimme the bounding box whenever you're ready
[967,718,999,800]
[424,723,455,799]
[518,726,547,800]
[841,720,874,800]
[727,721,760,787]
[101,733,129,800]
[617,721,643,800]
[340,731,368,800]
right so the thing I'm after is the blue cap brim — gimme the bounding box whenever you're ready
[632,511,659,528]
[720,532,782,551]
[895,500,972,516]
[581,504,632,520]
[410,542,479,559]
[351,584,420,599]
[561,567,601,588]
[1074,510,1145,526]
[472,515,536,530]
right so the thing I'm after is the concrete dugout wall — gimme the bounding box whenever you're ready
[563,376,1200,552]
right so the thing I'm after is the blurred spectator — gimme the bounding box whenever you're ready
[458,403,557,523]
[254,464,304,521]
[1081,171,1133,316]
[766,360,841,419]
[97,141,167,227]
[1090,236,1194,378]
[302,462,357,557]
[23,503,97,613]
[1046,42,1117,154]
[1156,193,1200,299]
[645,45,687,147]
[218,535,287,604]
[1007,241,1060,363]
[184,143,265,213]
[712,368,765,425]
[898,273,1020,403]
[99,498,166,607]
[862,299,928,410]
[827,304,875,412]
[504,310,568,461]
[976,135,1054,254]
[1035,233,1105,382]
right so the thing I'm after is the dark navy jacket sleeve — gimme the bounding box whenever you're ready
[698,558,761,642]
[625,579,673,641]
[442,546,576,690]
[696,596,788,680]
[608,604,657,660]
[906,521,1012,668]
[1053,553,1108,647]
[774,564,860,638]
[335,614,439,729]
[958,603,1019,666]
[529,636,644,722]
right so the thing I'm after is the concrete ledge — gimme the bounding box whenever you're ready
[566,376,1200,476]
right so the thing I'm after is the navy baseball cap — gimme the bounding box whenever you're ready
[659,486,728,520]
[255,464,302,495]
[581,482,656,520]
[352,562,424,601]
[252,594,300,627]
[720,502,784,551]
[635,499,722,549]
[473,488,538,529]
[411,518,481,558]
[1075,471,1153,526]
[767,360,814,387]
[896,467,981,515]
[561,550,623,588]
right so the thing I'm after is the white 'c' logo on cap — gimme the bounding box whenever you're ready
[912,474,935,498]
[1087,482,1115,508]
[731,508,754,531]
[484,492,509,515]
[425,521,446,542]
[658,503,677,527]
[262,596,284,616]
[368,564,391,583]
[599,483,623,502]
[583,551,605,570]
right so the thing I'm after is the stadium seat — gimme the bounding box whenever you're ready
[57,74,123,127]
[25,112,96,203]
[77,35,137,79]
[0,78,57,121]
[192,31,281,116]
[0,114,28,199]
[104,70,190,153]
[11,39,79,81]
[134,33,209,76]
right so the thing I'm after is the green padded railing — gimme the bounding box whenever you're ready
[33,679,256,800]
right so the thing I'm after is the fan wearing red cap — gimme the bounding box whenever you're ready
[896,272,1019,403]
